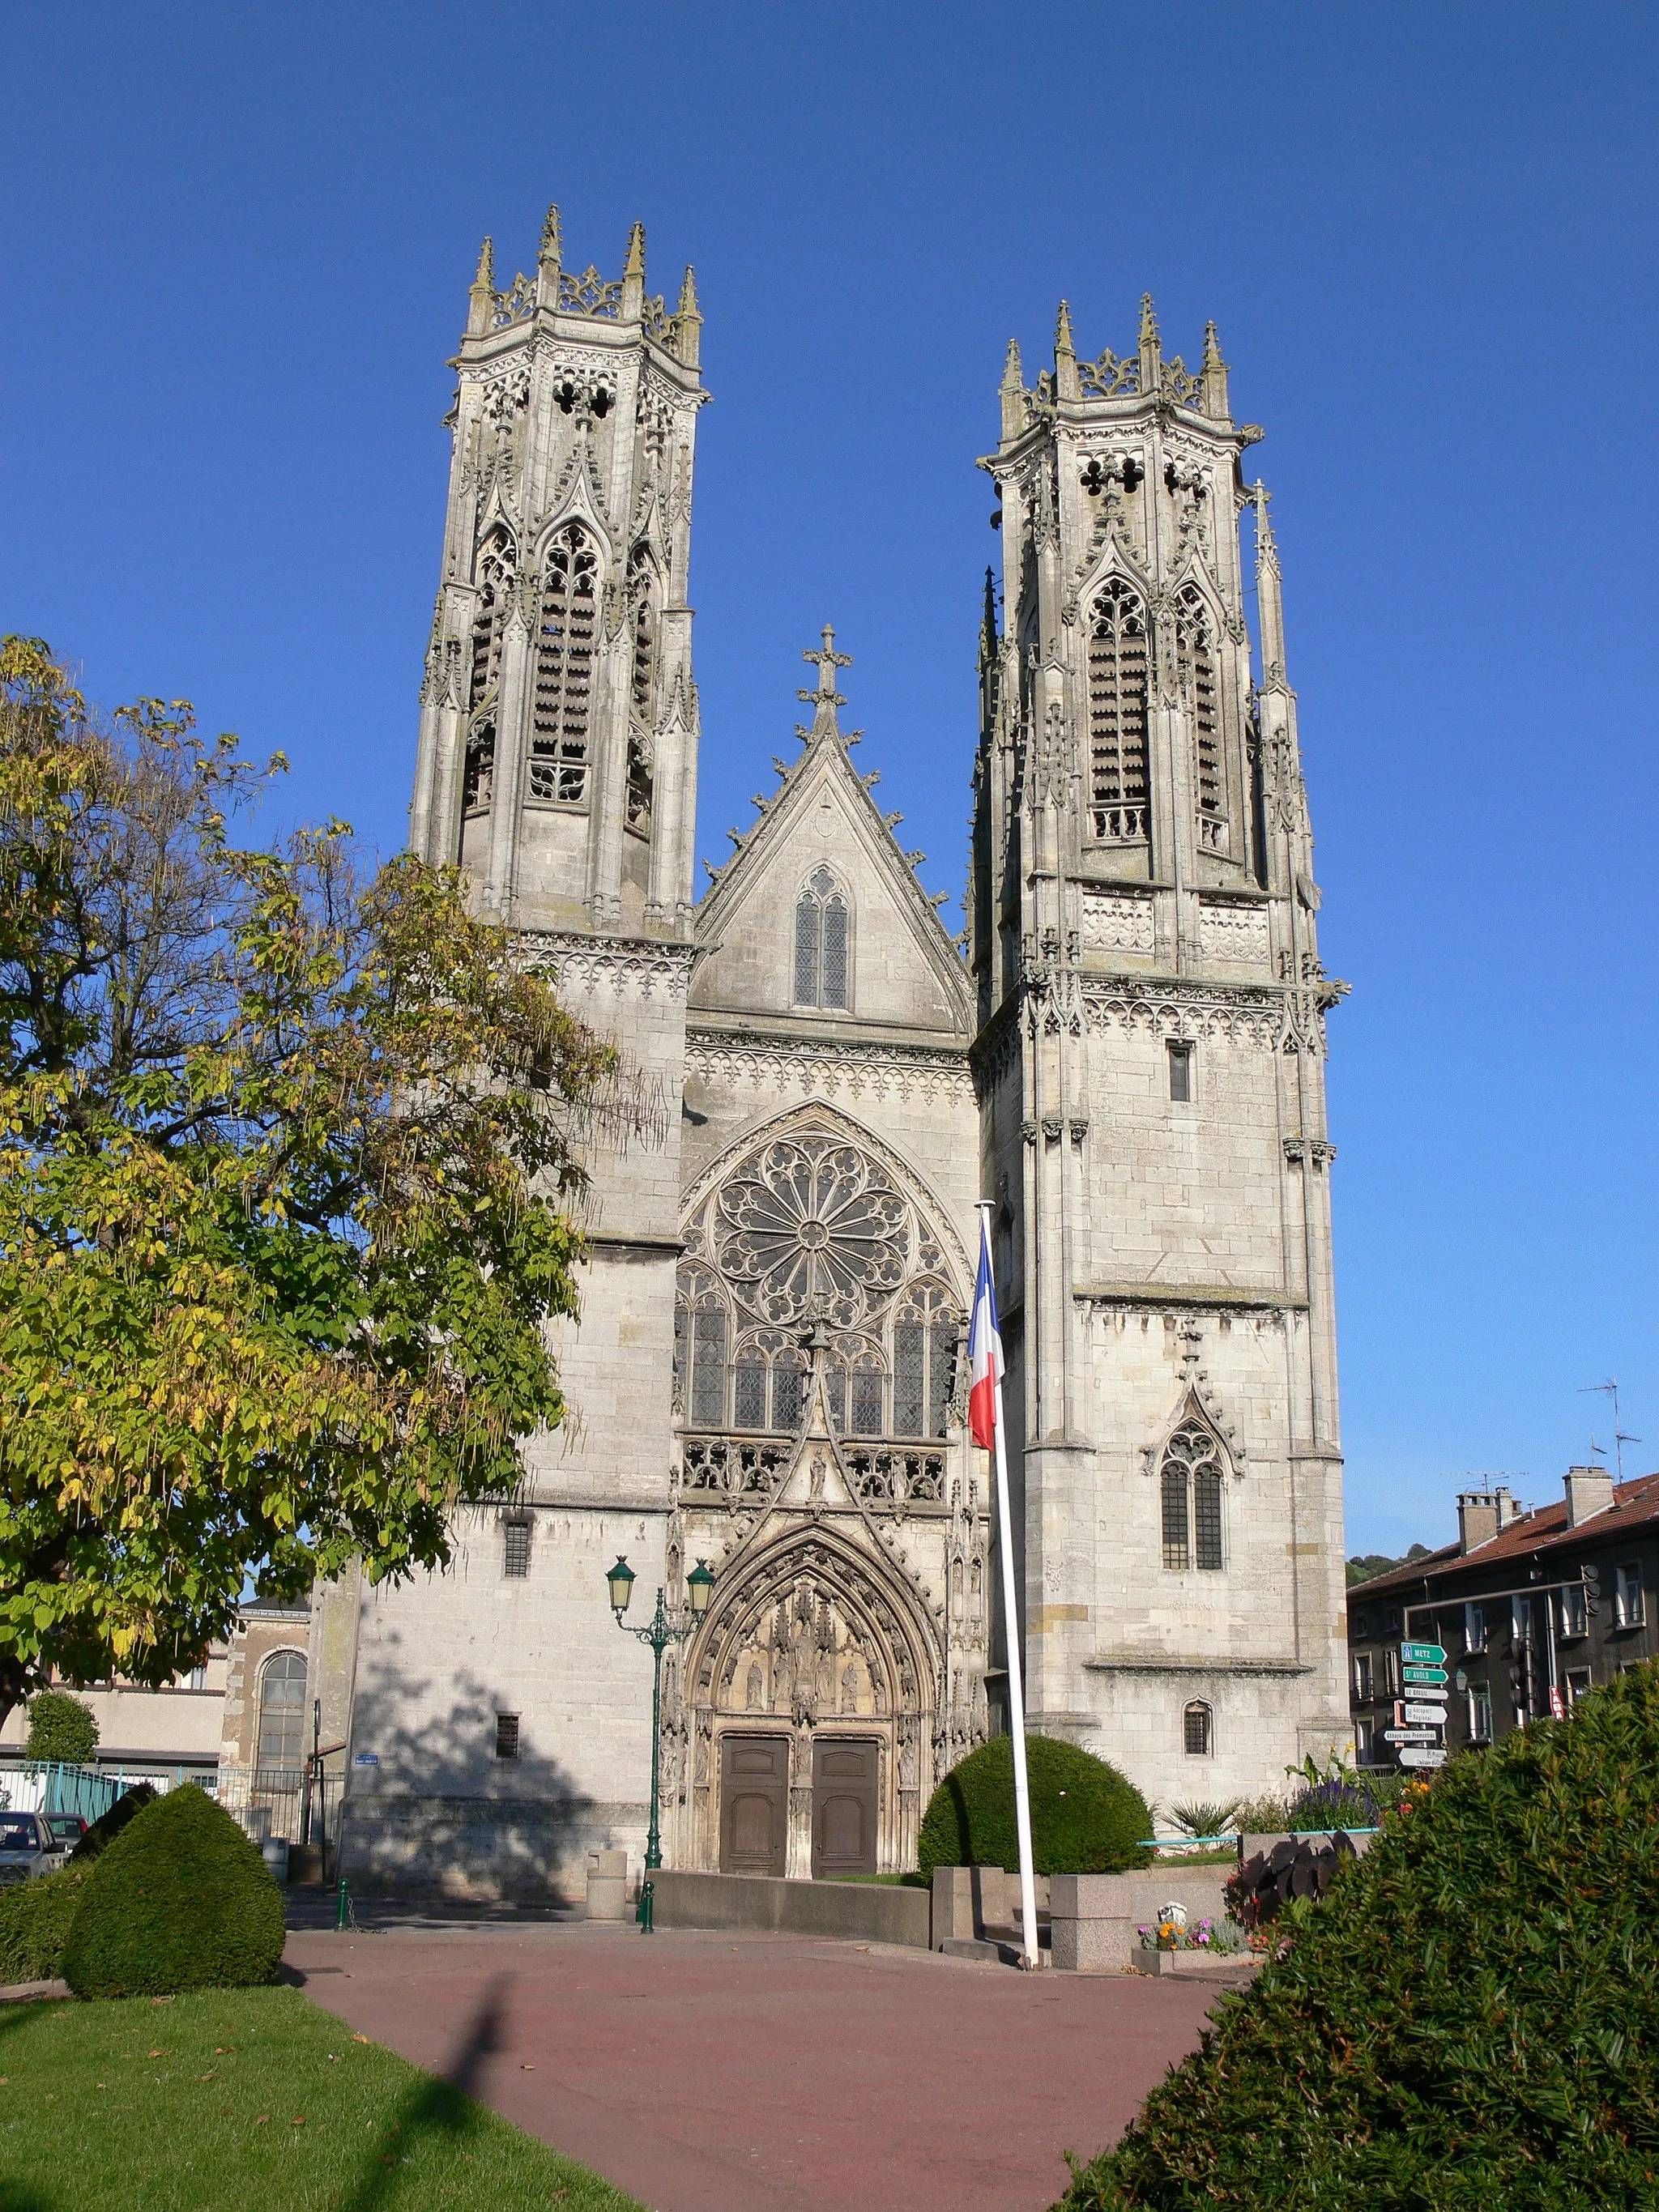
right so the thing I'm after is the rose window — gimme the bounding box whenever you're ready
[714,1136,909,1328]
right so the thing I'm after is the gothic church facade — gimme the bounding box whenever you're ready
[335,210,1350,1894]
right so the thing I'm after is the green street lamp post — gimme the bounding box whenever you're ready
[608,1554,714,1929]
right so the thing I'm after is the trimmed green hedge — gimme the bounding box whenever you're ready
[918,1735,1152,1879]
[1054,1661,1659,2208]
[62,1784,285,1998]
[0,1865,87,1983]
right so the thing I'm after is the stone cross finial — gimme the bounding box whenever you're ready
[796,625,854,741]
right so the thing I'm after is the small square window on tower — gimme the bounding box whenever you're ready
[495,1713,520,1760]
[1167,1042,1193,1103]
[502,1518,531,1579]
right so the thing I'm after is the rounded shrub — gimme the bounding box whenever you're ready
[62,1784,284,1997]
[918,1734,1152,1878]
[1054,1661,1659,2209]
[23,1688,98,1764]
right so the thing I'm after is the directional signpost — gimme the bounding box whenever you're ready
[1393,1643,1449,1772]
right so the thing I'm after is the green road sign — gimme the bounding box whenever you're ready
[1401,1642,1445,1664]
[1403,1665,1448,1684]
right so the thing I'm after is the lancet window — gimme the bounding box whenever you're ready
[1173,584,1224,846]
[1160,1421,1226,1571]
[676,1124,963,1441]
[793,866,850,1011]
[529,523,598,805]
[1086,578,1149,841]
[462,528,514,822]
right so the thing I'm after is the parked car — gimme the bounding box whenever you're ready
[44,1813,87,1850]
[0,1812,70,1883]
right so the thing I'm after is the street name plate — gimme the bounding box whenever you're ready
[1400,1683,1448,1702]
[1401,1643,1446,1664]
[1399,1746,1448,1769]
[1384,1728,1438,1743]
[1404,1703,1448,1724]
[1403,1666,1448,1684]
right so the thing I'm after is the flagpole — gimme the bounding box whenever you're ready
[977,1202,1039,1970]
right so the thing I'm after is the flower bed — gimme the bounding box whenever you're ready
[1137,1911,1243,1954]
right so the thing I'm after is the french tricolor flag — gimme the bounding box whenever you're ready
[967,1213,1004,1451]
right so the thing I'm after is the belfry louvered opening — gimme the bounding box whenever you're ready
[462,528,514,822]
[1086,578,1149,841]
[1174,583,1226,851]
[530,523,598,805]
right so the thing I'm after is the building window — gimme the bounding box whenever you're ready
[1350,1610,1368,1639]
[1086,578,1149,841]
[1183,1700,1213,1756]
[502,1519,531,1579]
[467,528,514,720]
[1558,1583,1587,1639]
[1615,1564,1645,1629]
[1564,1666,1592,1708]
[256,1651,308,1775]
[1384,1647,1401,1698]
[530,522,598,804]
[675,1275,728,1428]
[1167,1041,1193,1103]
[1468,1684,1494,1744]
[1160,1423,1226,1571]
[1463,1601,1487,1655]
[1354,1715,1375,1765]
[793,865,850,1010]
[891,1285,958,1439]
[495,1714,520,1760]
[1352,1651,1374,1703]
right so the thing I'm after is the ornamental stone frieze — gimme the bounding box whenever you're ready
[517,930,697,1001]
[683,1029,973,1110]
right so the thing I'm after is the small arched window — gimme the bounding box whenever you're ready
[530,523,599,806]
[794,866,850,1010]
[257,1651,307,1775]
[1183,1699,1213,1757]
[1173,583,1223,845]
[1087,578,1149,841]
[1160,1421,1226,1571]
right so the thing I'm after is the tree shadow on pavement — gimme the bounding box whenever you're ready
[335,1970,511,2212]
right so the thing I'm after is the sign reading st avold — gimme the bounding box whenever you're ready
[1403,1666,1448,1685]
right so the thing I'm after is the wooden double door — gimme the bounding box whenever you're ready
[719,1733,879,1879]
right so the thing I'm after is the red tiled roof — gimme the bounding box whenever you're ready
[1350,1473,1659,1597]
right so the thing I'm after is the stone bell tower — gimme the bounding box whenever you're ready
[970,297,1350,1806]
[409,206,706,936]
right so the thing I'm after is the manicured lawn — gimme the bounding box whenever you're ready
[0,1985,644,2212]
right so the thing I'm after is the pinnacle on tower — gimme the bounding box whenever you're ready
[621,220,646,318]
[1252,480,1286,682]
[1054,300,1079,402]
[1000,338,1025,440]
[675,264,702,369]
[979,565,998,666]
[1138,292,1159,350]
[467,237,496,336]
[1201,319,1230,420]
[539,203,561,269]
[795,624,855,744]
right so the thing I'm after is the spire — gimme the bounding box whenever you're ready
[1054,299,1078,402]
[1137,292,1162,389]
[795,625,855,744]
[674,263,702,370]
[539,204,561,268]
[621,220,646,318]
[1000,337,1025,441]
[1200,318,1230,420]
[467,237,496,338]
[1252,481,1286,683]
[980,565,998,664]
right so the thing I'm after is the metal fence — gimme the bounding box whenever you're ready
[213,1763,343,1850]
[0,1761,129,1822]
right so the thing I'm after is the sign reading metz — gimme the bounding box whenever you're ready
[1393,1643,1448,1769]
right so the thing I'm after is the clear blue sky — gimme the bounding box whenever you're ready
[3,5,1655,1558]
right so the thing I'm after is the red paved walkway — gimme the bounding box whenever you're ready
[284,1922,1220,2212]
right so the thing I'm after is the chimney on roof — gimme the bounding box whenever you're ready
[1564,1463,1615,1528]
[1456,1485,1521,1552]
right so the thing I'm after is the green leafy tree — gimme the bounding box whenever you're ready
[0,638,616,1723]
[24,1686,98,1762]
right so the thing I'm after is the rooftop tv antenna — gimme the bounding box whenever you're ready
[1579,1379,1640,1481]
